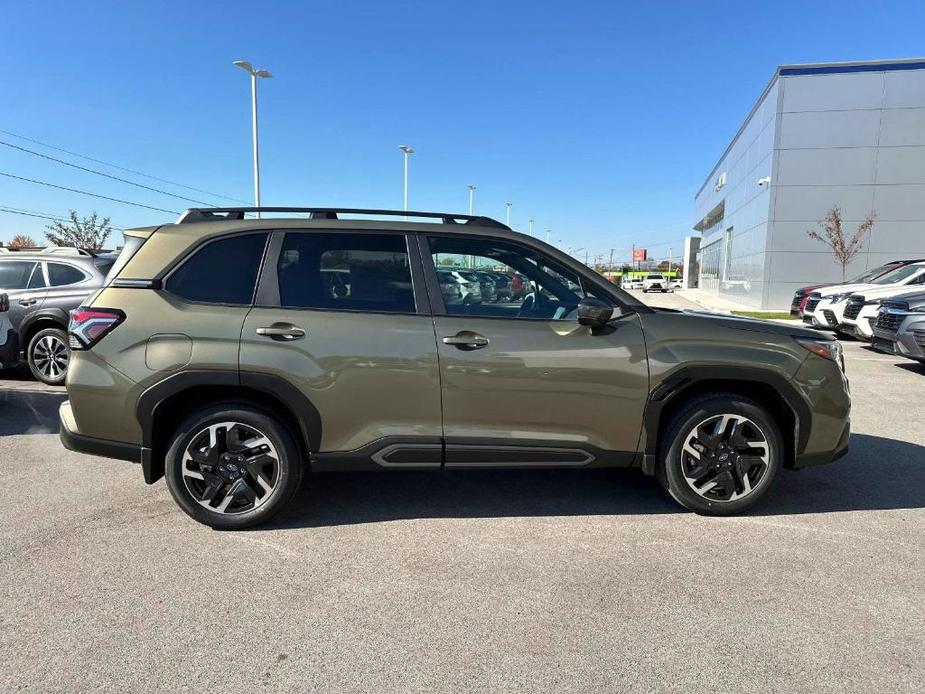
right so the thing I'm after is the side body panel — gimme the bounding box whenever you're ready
[239,308,442,454]
[65,286,250,443]
[638,311,850,464]
[433,314,648,456]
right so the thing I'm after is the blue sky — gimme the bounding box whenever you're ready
[1,0,923,263]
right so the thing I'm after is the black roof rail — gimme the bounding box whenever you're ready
[175,207,510,230]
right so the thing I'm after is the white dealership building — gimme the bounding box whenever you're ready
[688,58,925,309]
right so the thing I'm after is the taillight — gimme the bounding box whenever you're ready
[68,307,125,350]
[0,293,8,313]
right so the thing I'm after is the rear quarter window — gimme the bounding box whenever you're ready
[48,263,90,286]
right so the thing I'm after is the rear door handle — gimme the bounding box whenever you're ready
[256,324,305,341]
[442,331,489,350]
[19,298,37,306]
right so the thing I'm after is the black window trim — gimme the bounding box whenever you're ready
[419,233,639,321]
[161,230,272,308]
[253,228,427,316]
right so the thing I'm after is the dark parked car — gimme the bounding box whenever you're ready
[0,248,114,384]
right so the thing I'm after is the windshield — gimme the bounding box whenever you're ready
[847,263,900,283]
[872,264,925,285]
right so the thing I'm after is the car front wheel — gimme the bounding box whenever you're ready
[164,404,304,529]
[658,393,782,515]
[28,327,70,385]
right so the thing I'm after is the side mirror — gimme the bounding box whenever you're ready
[577,297,613,327]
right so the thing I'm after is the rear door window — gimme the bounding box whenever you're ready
[0,261,38,290]
[277,233,414,313]
[166,233,269,305]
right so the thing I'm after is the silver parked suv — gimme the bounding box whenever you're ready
[871,290,925,362]
[0,248,114,384]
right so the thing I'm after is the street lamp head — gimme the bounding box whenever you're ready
[468,184,476,191]
[234,60,272,78]
[505,202,512,207]
[399,145,415,154]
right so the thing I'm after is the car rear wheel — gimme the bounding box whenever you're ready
[28,327,70,385]
[164,405,304,529]
[657,393,782,515]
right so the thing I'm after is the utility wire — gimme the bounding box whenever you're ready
[0,205,126,230]
[0,128,250,204]
[0,139,216,206]
[0,171,179,214]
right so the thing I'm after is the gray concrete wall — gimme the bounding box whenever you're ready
[766,67,925,307]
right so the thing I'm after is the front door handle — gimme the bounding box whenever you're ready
[256,323,305,341]
[19,298,37,306]
[442,331,489,350]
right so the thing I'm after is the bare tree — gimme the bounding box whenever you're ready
[44,210,112,250]
[8,234,38,249]
[807,207,876,281]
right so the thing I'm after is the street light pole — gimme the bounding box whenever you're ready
[467,185,476,215]
[528,219,534,236]
[545,229,551,244]
[233,60,272,218]
[399,145,414,216]
[505,202,512,227]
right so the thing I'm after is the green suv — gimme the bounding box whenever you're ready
[59,208,851,528]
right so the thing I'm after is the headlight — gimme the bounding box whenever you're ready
[864,298,882,306]
[795,336,843,364]
[828,294,846,303]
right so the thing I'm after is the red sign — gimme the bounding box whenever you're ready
[632,248,647,262]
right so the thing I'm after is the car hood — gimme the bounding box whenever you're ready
[814,282,884,296]
[850,284,925,301]
[656,308,823,339]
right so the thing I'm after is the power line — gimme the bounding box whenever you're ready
[0,139,217,206]
[0,171,179,214]
[0,205,126,230]
[0,128,250,204]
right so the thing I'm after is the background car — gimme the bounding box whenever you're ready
[642,274,670,293]
[0,293,16,370]
[437,269,482,305]
[838,279,925,340]
[0,248,114,384]
[871,290,925,360]
[803,261,925,329]
[621,276,643,290]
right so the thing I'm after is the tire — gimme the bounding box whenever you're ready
[657,393,782,516]
[28,327,70,385]
[164,404,304,529]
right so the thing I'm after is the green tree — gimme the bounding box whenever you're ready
[45,210,112,250]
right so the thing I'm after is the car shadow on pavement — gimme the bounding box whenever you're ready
[0,388,67,435]
[755,433,925,516]
[894,362,925,377]
[269,432,925,529]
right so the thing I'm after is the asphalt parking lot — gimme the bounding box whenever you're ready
[2,292,924,693]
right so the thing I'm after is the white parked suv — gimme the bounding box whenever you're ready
[642,274,671,293]
[804,261,925,329]
[839,280,925,339]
